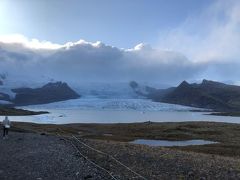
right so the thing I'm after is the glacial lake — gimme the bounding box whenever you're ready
[1,98,240,124]
[130,139,218,147]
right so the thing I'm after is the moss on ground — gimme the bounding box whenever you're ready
[10,121,240,157]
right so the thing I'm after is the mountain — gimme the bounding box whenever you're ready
[131,80,240,111]
[74,82,139,99]
[129,81,175,101]
[12,82,80,106]
[129,81,174,98]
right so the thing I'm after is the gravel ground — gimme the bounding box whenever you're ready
[68,137,240,180]
[1,131,240,180]
[0,131,106,180]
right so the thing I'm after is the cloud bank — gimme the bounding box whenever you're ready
[157,0,240,83]
[0,34,202,85]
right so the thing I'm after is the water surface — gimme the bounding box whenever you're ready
[0,98,239,124]
[131,139,218,147]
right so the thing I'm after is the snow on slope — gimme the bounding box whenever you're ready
[0,73,58,99]
[71,82,140,99]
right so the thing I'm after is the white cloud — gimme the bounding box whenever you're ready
[158,0,240,64]
[155,0,240,83]
[0,34,62,50]
[0,34,114,51]
[0,34,199,84]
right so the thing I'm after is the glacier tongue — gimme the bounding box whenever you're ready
[23,98,201,112]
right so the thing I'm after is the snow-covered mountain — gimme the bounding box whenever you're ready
[0,75,80,106]
[71,82,140,99]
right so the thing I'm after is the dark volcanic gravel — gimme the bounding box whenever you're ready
[0,132,105,180]
[74,138,240,180]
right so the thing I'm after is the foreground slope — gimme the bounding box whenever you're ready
[1,123,240,180]
[0,132,104,180]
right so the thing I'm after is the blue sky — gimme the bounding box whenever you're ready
[0,0,213,48]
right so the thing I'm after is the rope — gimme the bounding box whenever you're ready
[72,135,148,180]
[57,133,117,180]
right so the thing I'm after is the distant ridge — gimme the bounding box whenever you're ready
[130,80,240,111]
[12,82,80,106]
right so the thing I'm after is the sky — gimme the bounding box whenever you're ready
[0,0,213,48]
[0,0,240,86]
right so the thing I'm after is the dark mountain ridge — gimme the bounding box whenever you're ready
[130,80,240,111]
[12,82,80,106]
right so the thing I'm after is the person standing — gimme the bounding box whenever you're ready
[3,116,11,139]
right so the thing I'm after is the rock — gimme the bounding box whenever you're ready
[84,175,93,179]
[187,171,194,179]
[129,81,138,89]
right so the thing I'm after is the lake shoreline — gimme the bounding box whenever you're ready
[0,107,49,116]
[208,111,240,117]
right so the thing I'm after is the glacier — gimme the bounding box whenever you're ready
[23,98,201,112]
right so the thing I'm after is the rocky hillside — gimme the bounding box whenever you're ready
[131,80,240,111]
[12,82,80,106]
[129,81,174,98]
